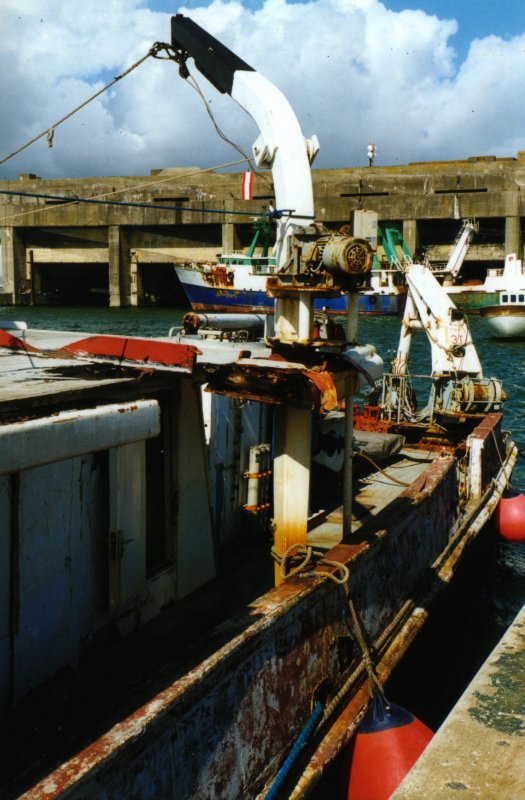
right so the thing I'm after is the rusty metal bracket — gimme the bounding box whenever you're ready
[303,370,338,412]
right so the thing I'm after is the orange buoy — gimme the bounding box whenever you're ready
[494,489,525,543]
[346,690,433,800]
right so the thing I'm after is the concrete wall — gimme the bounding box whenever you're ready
[1,153,524,306]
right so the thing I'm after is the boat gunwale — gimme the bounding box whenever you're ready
[13,415,516,800]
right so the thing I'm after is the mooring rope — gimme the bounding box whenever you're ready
[355,451,412,487]
[491,427,512,488]
[271,544,382,697]
[271,543,349,584]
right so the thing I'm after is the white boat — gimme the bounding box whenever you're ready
[442,248,525,313]
[480,253,525,338]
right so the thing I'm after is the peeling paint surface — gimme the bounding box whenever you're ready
[0,326,517,800]
[14,417,516,800]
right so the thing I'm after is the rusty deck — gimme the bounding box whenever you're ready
[308,449,436,549]
[0,329,517,800]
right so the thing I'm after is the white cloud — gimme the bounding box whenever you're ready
[1,0,524,180]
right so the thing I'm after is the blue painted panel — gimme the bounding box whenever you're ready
[181,281,403,315]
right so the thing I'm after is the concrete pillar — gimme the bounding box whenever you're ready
[31,259,43,300]
[26,249,37,305]
[222,222,238,253]
[108,226,132,308]
[129,252,144,308]
[505,215,521,258]
[402,219,418,256]
[272,406,311,585]
[1,227,26,304]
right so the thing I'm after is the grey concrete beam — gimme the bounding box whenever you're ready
[1,227,26,303]
[108,225,132,308]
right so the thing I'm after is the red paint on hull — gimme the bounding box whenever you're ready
[62,336,200,370]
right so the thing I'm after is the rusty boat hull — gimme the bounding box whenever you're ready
[4,365,515,799]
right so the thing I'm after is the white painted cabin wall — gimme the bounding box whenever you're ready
[176,380,216,598]
[0,456,111,712]
[207,394,272,547]
[0,379,262,708]
[15,459,87,701]
[3,445,150,710]
[109,442,146,614]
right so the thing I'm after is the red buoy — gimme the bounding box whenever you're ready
[494,489,525,543]
[346,691,433,800]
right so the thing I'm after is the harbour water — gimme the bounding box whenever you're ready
[1,304,524,733]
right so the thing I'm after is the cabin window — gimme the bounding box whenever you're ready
[510,294,517,302]
[520,295,524,302]
[502,294,508,302]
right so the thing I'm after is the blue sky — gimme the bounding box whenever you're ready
[1,0,524,178]
[148,0,524,63]
[385,0,524,62]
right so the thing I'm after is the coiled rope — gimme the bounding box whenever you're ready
[271,543,349,584]
[271,544,381,695]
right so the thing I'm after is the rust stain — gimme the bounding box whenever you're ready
[304,370,338,411]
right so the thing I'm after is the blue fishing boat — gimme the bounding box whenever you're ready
[174,220,407,316]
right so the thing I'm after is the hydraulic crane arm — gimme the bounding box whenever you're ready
[439,219,478,279]
[393,261,483,378]
[170,14,318,270]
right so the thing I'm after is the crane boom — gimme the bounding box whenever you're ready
[398,262,483,377]
[433,219,479,279]
[171,15,318,270]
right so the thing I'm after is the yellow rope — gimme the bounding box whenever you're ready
[344,585,382,697]
[356,451,411,487]
[271,544,380,697]
[271,543,349,584]
[490,426,511,488]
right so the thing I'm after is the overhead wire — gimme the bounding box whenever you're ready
[179,61,273,192]
[1,40,276,223]
[3,157,255,224]
[185,72,253,168]
[0,43,170,168]
[0,188,275,219]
